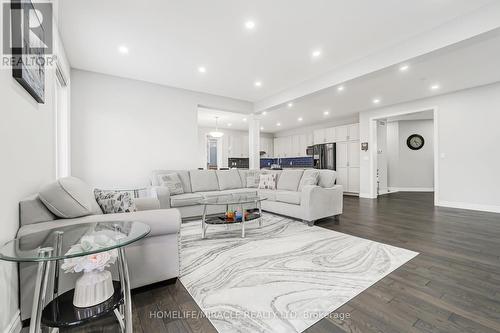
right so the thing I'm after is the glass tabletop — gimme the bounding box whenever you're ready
[198,194,267,206]
[0,221,150,262]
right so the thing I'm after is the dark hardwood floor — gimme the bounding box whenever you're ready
[64,192,500,333]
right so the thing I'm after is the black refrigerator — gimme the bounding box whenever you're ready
[313,143,336,170]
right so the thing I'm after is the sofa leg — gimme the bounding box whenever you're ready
[304,220,315,227]
[334,215,340,225]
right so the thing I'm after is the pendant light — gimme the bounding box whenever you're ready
[209,116,224,138]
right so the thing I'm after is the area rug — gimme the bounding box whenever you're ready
[179,214,418,333]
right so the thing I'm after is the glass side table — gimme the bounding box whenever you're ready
[0,221,150,333]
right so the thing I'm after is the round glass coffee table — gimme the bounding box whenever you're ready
[198,195,267,239]
[0,221,150,333]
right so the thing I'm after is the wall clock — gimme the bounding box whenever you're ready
[407,134,424,150]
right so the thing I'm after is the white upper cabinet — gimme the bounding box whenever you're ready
[348,123,360,141]
[313,129,326,144]
[325,127,336,143]
[299,134,308,156]
[335,125,349,142]
[291,135,300,157]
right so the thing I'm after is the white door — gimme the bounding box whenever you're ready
[348,141,360,167]
[335,126,348,142]
[336,167,348,190]
[336,142,348,167]
[348,168,360,193]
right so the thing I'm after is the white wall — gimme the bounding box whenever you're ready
[386,120,434,190]
[71,70,252,188]
[376,121,388,193]
[0,1,69,330]
[359,82,500,213]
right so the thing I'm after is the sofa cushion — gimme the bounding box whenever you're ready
[189,170,219,192]
[152,170,192,193]
[216,170,242,190]
[239,170,261,188]
[275,191,301,205]
[318,170,337,188]
[39,177,102,219]
[159,173,184,195]
[277,170,304,191]
[257,189,277,201]
[298,169,320,191]
[94,189,137,214]
[170,193,203,207]
[258,173,278,190]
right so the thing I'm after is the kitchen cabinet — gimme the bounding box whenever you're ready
[335,139,360,194]
[335,125,348,142]
[348,123,359,141]
[325,127,336,143]
[313,129,326,144]
[260,137,274,157]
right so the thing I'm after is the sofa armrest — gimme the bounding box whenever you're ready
[149,186,171,209]
[18,208,182,239]
[134,197,160,211]
[300,185,343,221]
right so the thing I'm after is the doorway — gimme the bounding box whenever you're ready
[369,108,439,204]
[207,138,218,170]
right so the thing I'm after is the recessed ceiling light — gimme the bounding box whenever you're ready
[243,118,247,122]
[323,110,329,116]
[262,111,267,115]
[254,81,262,87]
[337,85,345,92]
[430,84,440,90]
[260,126,264,130]
[287,102,294,108]
[227,123,232,127]
[298,117,303,122]
[399,64,410,72]
[118,45,129,54]
[245,20,256,30]
[276,122,281,127]
[373,98,381,104]
[312,50,322,58]
[198,66,206,73]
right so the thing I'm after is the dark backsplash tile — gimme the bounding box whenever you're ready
[261,157,313,168]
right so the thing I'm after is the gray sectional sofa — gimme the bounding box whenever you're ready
[150,168,343,224]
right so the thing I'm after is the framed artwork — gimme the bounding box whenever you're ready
[11,0,45,103]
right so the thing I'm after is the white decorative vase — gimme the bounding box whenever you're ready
[73,270,114,308]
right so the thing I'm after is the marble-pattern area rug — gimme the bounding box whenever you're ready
[179,214,418,333]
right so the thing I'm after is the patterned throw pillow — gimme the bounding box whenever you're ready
[94,189,136,214]
[258,173,278,190]
[159,173,184,195]
[246,171,261,188]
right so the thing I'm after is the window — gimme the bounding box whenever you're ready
[55,65,70,178]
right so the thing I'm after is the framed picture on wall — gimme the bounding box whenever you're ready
[10,0,46,103]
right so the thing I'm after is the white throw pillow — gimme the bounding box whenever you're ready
[258,174,278,190]
[160,173,184,195]
[298,170,320,191]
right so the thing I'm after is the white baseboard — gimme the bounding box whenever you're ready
[437,200,500,213]
[4,310,21,333]
[388,187,434,192]
[359,193,376,199]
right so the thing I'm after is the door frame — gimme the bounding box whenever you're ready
[368,106,439,205]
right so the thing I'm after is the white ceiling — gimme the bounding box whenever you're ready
[198,107,251,132]
[59,0,495,103]
[259,29,500,133]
